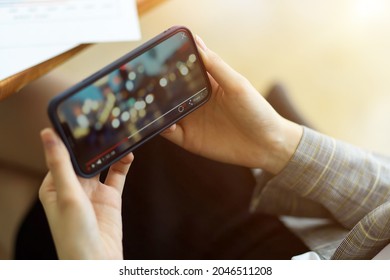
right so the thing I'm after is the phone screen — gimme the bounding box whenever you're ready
[50,27,210,177]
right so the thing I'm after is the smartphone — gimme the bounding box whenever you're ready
[48,26,211,178]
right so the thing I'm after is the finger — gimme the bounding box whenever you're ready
[195,35,248,93]
[160,123,185,146]
[160,124,177,135]
[40,128,80,198]
[105,152,134,192]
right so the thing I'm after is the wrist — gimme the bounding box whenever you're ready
[261,118,303,174]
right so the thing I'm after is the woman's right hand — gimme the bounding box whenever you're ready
[39,128,133,259]
[162,36,302,174]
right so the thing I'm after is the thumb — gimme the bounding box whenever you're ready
[195,35,248,93]
[40,128,80,198]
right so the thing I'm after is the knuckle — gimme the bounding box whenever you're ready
[46,148,69,171]
[38,186,47,204]
[233,74,252,93]
[110,165,128,177]
[207,50,222,71]
[47,155,62,170]
[58,194,81,211]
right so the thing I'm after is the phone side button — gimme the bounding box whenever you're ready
[178,106,185,113]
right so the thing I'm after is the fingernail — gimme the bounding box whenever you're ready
[195,35,207,51]
[40,128,58,149]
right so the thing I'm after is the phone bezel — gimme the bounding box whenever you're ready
[48,26,211,178]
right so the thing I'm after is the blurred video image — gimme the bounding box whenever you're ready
[57,31,209,173]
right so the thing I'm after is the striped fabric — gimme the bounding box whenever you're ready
[251,127,390,259]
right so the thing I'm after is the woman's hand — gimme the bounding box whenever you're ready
[163,36,302,174]
[39,128,133,259]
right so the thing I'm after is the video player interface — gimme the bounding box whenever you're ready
[57,31,209,173]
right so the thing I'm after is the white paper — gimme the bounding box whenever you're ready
[292,251,322,260]
[0,0,141,81]
[0,44,77,80]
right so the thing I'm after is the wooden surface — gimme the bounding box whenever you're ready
[0,0,165,101]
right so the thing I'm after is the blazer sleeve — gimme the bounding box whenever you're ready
[251,126,390,229]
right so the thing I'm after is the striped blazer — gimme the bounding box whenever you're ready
[250,127,390,259]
